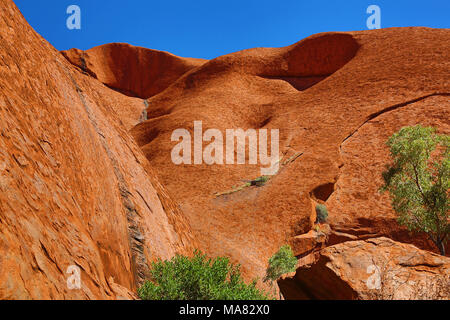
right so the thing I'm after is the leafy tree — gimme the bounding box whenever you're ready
[315,204,328,224]
[264,245,297,283]
[380,125,449,255]
[138,250,271,300]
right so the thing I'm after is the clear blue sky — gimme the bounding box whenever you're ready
[14,0,450,59]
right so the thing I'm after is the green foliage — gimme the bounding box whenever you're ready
[252,175,271,186]
[315,204,328,223]
[138,250,271,300]
[380,125,449,255]
[214,176,271,197]
[264,245,297,283]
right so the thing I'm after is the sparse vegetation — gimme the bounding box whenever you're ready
[315,204,328,223]
[380,125,449,255]
[214,175,271,197]
[264,245,297,283]
[138,250,271,300]
[249,175,271,186]
[214,182,252,197]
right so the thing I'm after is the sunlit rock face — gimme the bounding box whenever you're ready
[0,0,196,299]
[0,0,449,300]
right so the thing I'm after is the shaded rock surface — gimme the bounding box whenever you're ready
[0,0,196,299]
[130,26,450,283]
[279,237,450,300]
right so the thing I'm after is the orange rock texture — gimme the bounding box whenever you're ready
[130,27,449,283]
[0,0,449,299]
[279,237,450,300]
[0,0,196,299]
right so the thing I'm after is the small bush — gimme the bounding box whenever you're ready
[138,250,271,300]
[251,175,271,186]
[380,125,449,255]
[264,245,297,283]
[315,204,328,223]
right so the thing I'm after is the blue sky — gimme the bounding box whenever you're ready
[14,0,450,59]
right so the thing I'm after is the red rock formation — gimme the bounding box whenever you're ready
[327,95,450,248]
[131,27,449,284]
[62,44,206,99]
[0,0,197,299]
[1,0,449,300]
[279,237,450,300]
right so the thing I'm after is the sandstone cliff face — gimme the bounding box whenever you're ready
[1,0,449,300]
[130,27,449,282]
[279,238,450,300]
[62,44,206,99]
[0,0,196,299]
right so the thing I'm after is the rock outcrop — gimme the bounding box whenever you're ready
[0,0,196,299]
[1,0,449,300]
[279,237,450,300]
[62,44,206,99]
[130,26,449,283]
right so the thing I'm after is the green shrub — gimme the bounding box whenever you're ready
[264,245,297,283]
[138,250,271,300]
[380,125,449,255]
[315,204,328,223]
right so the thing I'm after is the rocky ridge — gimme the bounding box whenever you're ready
[0,0,449,299]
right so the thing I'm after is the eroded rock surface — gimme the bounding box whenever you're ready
[130,27,449,283]
[279,238,450,300]
[1,0,449,300]
[0,0,196,299]
[62,44,206,99]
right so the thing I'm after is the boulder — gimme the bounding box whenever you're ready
[130,26,450,282]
